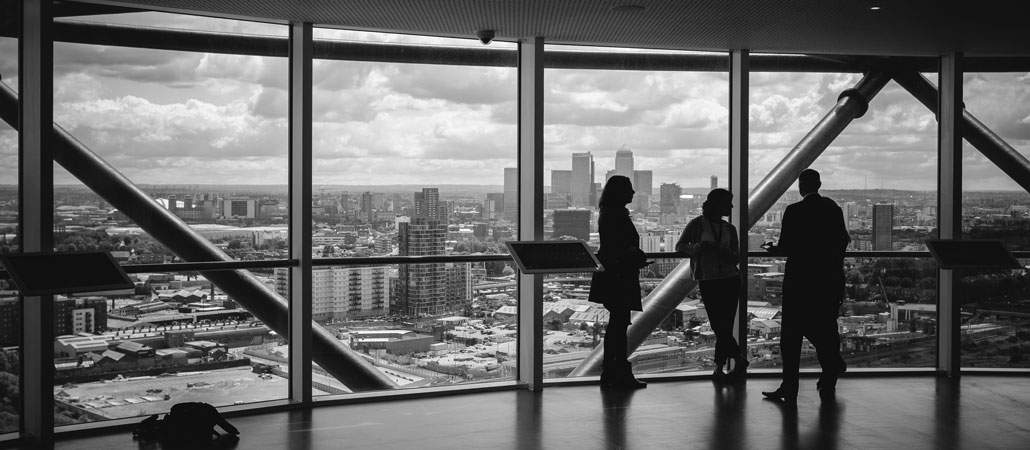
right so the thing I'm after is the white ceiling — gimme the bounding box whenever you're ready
[84,0,1030,56]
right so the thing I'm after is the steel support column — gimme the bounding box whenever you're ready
[937,54,962,377]
[0,83,396,392]
[892,71,1030,195]
[288,22,313,403]
[571,71,890,376]
[18,0,54,445]
[517,37,544,390]
[729,50,749,363]
[748,72,890,216]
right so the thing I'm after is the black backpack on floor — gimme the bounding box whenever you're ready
[133,402,240,448]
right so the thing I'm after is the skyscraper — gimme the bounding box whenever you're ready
[445,263,472,313]
[710,175,718,190]
[632,170,652,213]
[361,191,374,223]
[414,187,444,221]
[615,148,634,179]
[396,188,449,316]
[552,209,591,241]
[873,204,894,250]
[486,192,504,219]
[397,218,448,316]
[660,183,681,216]
[503,167,518,221]
[551,170,571,194]
[571,152,594,207]
[276,266,387,321]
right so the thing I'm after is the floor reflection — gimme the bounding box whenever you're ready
[934,377,961,450]
[710,380,748,449]
[776,396,843,450]
[600,388,637,449]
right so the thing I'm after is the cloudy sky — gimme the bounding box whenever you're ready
[0,11,1029,191]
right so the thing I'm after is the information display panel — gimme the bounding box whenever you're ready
[1,252,135,296]
[926,239,1021,269]
[505,240,603,274]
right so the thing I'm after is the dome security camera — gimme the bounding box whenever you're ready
[476,29,496,45]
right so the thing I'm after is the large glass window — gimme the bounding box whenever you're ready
[49,4,288,426]
[960,71,1030,368]
[310,27,518,393]
[53,271,286,425]
[748,57,938,370]
[542,46,730,378]
[0,20,19,436]
[53,7,289,264]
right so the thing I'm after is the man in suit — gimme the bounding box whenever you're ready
[762,169,850,406]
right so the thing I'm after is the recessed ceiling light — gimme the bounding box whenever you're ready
[870,5,881,10]
[611,4,646,12]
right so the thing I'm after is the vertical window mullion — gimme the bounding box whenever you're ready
[517,37,544,390]
[937,52,962,376]
[19,0,54,445]
[288,22,313,403]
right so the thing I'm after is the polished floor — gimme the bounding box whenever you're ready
[46,375,1030,449]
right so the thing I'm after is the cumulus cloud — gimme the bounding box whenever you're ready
[3,15,1029,191]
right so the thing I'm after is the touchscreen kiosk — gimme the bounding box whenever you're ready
[1,252,135,296]
[505,240,603,274]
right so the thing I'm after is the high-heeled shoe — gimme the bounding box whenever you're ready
[727,357,749,381]
[711,367,728,384]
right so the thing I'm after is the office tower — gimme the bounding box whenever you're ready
[571,152,595,207]
[414,187,447,222]
[605,169,616,181]
[545,193,571,209]
[503,167,518,221]
[397,217,448,316]
[551,170,572,195]
[710,175,718,189]
[873,204,894,250]
[483,198,497,219]
[445,263,472,312]
[361,191,374,223]
[223,198,257,218]
[276,266,387,321]
[615,148,634,179]
[552,209,591,241]
[633,170,652,212]
[486,193,504,210]
[54,297,108,335]
[660,183,682,215]
[396,187,449,316]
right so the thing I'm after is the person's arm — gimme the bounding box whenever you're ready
[836,204,851,252]
[675,219,702,257]
[767,206,793,256]
[724,222,739,261]
[620,214,646,268]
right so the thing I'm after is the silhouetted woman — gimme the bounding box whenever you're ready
[589,175,648,390]
[676,188,747,382]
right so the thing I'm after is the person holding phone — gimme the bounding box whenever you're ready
[588,175,649,390]
[676,188,747,382]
